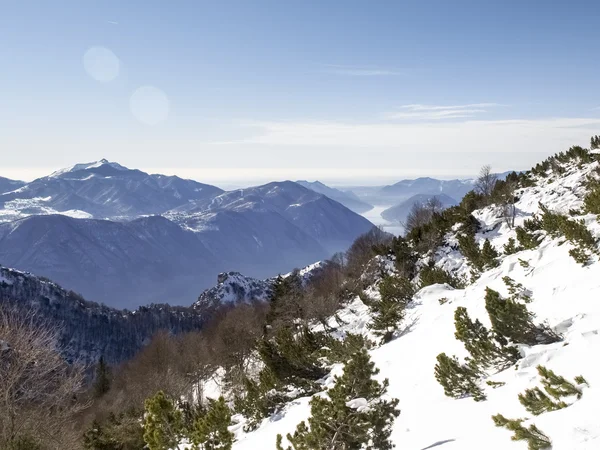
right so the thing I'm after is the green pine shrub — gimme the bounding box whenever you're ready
[143,391,184,450]
[484,288,560,346]
[503,276,532,303]
[191,397,234,450]
[453,307,520,371]
[503,237,521,255]
[434,353,486,401]
[492,415,551,450]
[84,411,145,450]
[277,348,400,450]
[370,275,414,343]
[539,204,598,264]
[419,264,465,289]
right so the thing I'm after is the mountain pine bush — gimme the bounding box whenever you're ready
[492,414,551,450]
[453,307,520,371]
[276,348,400,450]
[434,353,486,401]
[191,397,234,450]
[503,237,520,255]
[143,391,184,450]
[370,275,414,343]
[484,288,560,346]
[419,264,464,289]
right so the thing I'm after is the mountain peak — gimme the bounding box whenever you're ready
[49,159,129,178]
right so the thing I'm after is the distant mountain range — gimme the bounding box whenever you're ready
[0,159,224,221]
[0,260,324,365]
[380,193,459,223]
[0,160,374,307]
[0,176,25,195]
[296,180,373,213]
[0,265,207,365]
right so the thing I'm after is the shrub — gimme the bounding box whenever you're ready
[454,307,519,371]
[484,288,560,346]
[434,353,486,401]
[503,237,520,255]
[492,415,551,450]
[277,349,400,450]
[370,275,414,343]
[143,391,184,450]
[419,265,464,289]
[539,204,598,264]
[191,397,234,450]
[481,239,500,269]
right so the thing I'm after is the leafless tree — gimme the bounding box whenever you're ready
[475,164,498,199]
[404,202,432,232]
[0,306,89,449]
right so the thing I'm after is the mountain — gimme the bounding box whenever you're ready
[0,159,224,220]
[380,193,459,223]
[296,180,373,213]
[167,180,375,255]
[0,176,25,195]
[0,265,206,365]
[193,262,324,311]
[0,214,218,308]
[379,177,474,204]
[0,171,373,307]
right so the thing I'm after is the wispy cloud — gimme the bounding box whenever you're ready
[107,20,119,25]
[213,117,600,154]
[385,103,504,120]
[321,64,404,76]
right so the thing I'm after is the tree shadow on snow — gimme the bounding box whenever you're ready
[395,315,419,339]
[420,439,456,449]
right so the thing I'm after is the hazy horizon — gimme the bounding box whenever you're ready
[3,1,600,184]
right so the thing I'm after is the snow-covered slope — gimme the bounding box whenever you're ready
[228,159,600,449]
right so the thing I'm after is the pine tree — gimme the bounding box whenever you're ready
[143,391,184,450]
[481,239,499,269]
[537,365,585,400]
[517,387,566,416]
[191,397,234,450]
[492,414,551,450]
[277,349,400,450]
[484,288,559,346]
[503,237,520,255]
[453,307,519,371]
[93,356,112,398]
[370,275,414,343]
[434,353,486,401]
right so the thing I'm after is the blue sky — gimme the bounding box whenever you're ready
[2,0,600,186]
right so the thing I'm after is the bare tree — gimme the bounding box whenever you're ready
[475,164,498,199]
[404,202,432,232]
[0,306,88,449]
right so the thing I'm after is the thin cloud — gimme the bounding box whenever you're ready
[107,20,119,25]
[321,64,404,76]
[385,103,504,120]
[214,117,600,153]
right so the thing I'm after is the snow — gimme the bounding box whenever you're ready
[227,160,600,450]
[48,158,127,178]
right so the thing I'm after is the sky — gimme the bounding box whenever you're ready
[2,0,600,188]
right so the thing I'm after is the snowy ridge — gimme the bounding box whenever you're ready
[224,159,600,449]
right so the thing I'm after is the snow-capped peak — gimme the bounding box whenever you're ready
[48,159,129,178]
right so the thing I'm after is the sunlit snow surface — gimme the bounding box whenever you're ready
[197,161,600,450]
